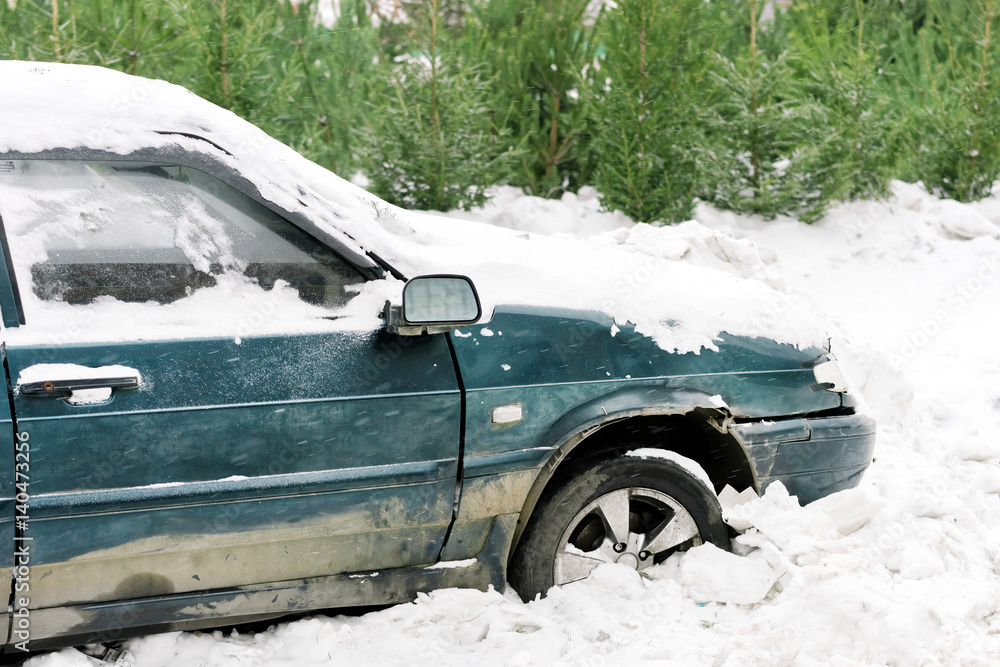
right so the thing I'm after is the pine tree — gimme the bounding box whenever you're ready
[6,0,1000,213]
[589,0,707,224]
[0,0,189,80]
[0,0,86,63]
[882,1,936,186]
[915,0,1000,201]
[357,0,515,211]
[269,0,379,175]
[84,0,185,77]
[464,0,595,197]
[170,0,282,126]
[788,0,898,202]
[704,0,826,219]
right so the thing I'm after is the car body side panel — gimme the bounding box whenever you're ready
[455,307,828,375]
[451,308,837,464]
[4,331,461,611]
[440,469,536,560]
[445,306,852,556]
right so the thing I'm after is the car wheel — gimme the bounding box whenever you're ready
[509,453,729,601]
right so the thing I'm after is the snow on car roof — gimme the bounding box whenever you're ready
[0,60,390,265]
[0,61,830,353]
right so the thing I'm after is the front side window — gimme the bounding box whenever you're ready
[0,159,368,340]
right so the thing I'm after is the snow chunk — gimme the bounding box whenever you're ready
[676,543,781,605]
[424,558,477,570]
[66,388,113,405]
[626,448,714,492]
[374,212,828,354]
[18,363,141,385]
[891,181,1000,241]
[719,484,762,532]
[708,394,728,409]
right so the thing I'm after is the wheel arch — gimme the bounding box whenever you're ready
[509,388,755,554]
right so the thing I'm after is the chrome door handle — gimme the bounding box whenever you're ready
[21,376,140,398]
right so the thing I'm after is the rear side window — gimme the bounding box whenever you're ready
[0,160,365,317]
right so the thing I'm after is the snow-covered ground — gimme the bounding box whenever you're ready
[30,182,1000,666]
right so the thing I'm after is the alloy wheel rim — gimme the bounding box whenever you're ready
[553,487,702,585]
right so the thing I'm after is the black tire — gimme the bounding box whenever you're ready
[508,453,729,602]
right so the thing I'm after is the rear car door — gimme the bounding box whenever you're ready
[0,157,459,619]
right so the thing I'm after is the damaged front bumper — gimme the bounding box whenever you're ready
[729,412,877,505]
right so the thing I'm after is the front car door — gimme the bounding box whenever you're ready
[0,155,460,646]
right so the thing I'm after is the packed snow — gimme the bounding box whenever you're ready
[625,449,715,493]
[25,177,1000,666]
[17,363,141,385]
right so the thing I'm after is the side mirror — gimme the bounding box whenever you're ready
[384,275,482,335]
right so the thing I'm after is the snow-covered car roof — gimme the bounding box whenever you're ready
[1,60,394,271]
[1,61,830,354]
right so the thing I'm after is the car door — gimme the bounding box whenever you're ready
[0,157,460,614]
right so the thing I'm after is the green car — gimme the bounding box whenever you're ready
[0,62,875,654]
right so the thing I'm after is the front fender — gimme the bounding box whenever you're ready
[509,385,730,551]
[539,386,731,454]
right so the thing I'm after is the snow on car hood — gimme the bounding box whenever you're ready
[1,61,829,353]
[373,212,830,353]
